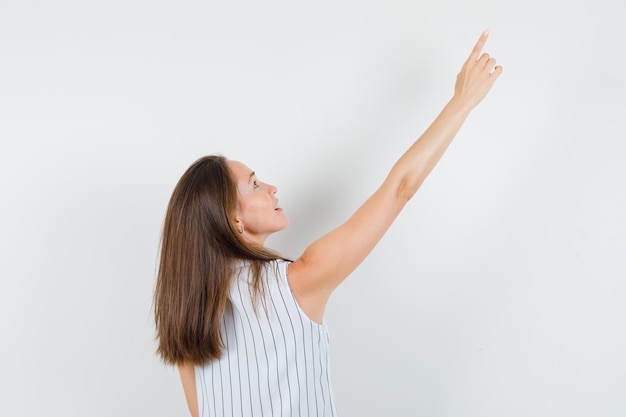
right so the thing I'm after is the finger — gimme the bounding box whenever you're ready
[477,53,491,67]
[491,65,503,77]
[468,29,489,62]
[484,57,497,71]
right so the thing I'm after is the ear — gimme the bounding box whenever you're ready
[233,199,244,233]
[234,218,244,234]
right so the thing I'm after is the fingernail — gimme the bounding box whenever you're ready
[483,29,489,36]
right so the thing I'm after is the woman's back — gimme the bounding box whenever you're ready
[195,260,337,417]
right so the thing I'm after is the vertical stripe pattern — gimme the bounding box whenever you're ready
[196,260,337,417]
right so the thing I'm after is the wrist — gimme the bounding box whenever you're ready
[447,95,475,116]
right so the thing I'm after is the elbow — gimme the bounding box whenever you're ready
[390,160,428,202]
[396,177,419,202]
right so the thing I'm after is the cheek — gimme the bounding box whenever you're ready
[241,198,268,221]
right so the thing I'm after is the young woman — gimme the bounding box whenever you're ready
[154,31,502,417]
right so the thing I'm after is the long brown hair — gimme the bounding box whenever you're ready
[154,155,286,366]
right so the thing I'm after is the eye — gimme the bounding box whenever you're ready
[253,180,260,189]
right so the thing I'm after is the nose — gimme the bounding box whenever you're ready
[259,181,277,194]
[266,182,277,194]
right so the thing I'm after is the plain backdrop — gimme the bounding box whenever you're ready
[1,1,624,416]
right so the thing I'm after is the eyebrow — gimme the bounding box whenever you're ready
[248,171,255,182]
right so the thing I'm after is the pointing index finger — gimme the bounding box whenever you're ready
[468,29,489,62]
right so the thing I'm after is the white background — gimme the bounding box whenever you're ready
[1,1,624,416]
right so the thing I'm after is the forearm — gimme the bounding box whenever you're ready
[389,30,502,202]
[391,97,472,201]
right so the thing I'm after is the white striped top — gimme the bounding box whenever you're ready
[195,260,338,417]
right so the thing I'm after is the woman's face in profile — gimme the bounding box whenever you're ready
[228,160,289,245]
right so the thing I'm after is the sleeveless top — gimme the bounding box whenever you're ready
[195,260,338,417]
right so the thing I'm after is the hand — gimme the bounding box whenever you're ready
[453,30,503,110]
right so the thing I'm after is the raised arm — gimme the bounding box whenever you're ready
[288,31,503,323]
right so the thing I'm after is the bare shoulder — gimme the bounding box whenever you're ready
[287,258,327,324]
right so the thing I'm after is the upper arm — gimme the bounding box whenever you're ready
[288,179,407,320]
[178,364,199,417]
